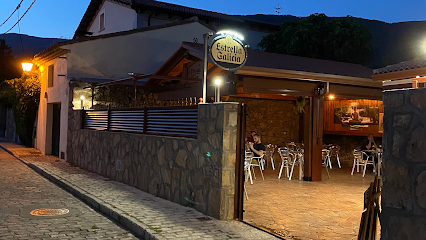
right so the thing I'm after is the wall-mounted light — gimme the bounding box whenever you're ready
[329,94,335,100]
[417,76,421,78]
[21,62,33,72]
[80,96,85,109]
[216,30,244,40]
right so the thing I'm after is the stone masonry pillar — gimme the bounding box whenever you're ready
[197,103,238,220]
[382,88,426,239]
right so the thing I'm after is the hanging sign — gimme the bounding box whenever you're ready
[210,33,247,71]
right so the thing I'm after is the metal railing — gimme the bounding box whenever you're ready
[83,106,198,138]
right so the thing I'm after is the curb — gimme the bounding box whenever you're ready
[0,144,161,240]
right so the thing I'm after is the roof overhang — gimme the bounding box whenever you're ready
[372,67,426,81]
[237,66,382,88]
[33,47,70,66]
[243,76,383,100]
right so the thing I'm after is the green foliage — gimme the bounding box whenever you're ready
[0,39,20,83]
[258,13,374,65]
[0,72,40,146]
[296,96,306,113]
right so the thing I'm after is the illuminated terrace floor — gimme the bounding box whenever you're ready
[243,164,379,240]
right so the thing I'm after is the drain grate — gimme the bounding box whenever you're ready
[30,208,69,216]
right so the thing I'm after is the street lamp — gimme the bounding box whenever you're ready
[214,78,222,103]
[80,96,85,109]
[21,62,33,72]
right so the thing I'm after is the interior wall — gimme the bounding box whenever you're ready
[324,99,383,137]
[228,96,299,147]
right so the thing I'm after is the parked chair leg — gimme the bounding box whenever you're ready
[351,158,356,175]
[270,156,275,170]
[247,166,253,184]
[251,166,256,179]
[278,162,284,179]
[362,161,368,177]
[337,154,341,168]
[289,161,296,181]
[328,156,333,169]
[244,185,249,200]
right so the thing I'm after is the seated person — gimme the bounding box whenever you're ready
[245,131,256,143]
[362,134,377,162]
[248,134,265,159]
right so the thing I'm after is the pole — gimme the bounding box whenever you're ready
[217,85,221,102]
[215,85,221,103]
[91,86,95,108]
[133,78,137,107]
[203,32,213,103]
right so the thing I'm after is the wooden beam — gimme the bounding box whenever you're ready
[372,67,426,81]
[231,93,298,101]
[323,130,383,138]
[238,66,381,88]
[329,84,383,100]
[150,75,201,82]
[243,76,318,96]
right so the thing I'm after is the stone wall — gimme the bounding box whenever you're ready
[228,97,299,146]
[67,103,238,220]
[382,88,426,239]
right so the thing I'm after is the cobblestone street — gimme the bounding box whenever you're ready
[0,148,138,240]
[0,142,277,240]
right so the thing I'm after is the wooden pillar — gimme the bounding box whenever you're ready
[303,93,324,181]
[303,98,312,180]
[312,93,324,181]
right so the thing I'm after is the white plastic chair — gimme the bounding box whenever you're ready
[244,151,254,184]
[322,149,331,179]
[329,145,342,168]
[249,155,265,181]
[265,144,276,170]
[351,150,375,177]
[278,148,291,179]
[288,150,304,181]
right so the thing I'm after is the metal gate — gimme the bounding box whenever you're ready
[234,103,247,220]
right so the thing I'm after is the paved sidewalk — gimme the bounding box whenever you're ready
[0,147,137,240]
[0,142,277,240]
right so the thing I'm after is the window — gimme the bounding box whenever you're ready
[418,82,426,88]
[100,13,105,31]
[48,64,54,87]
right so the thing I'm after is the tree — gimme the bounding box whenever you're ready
[0,39,20,83]
[258,13,374,65]
[0,72,40,146]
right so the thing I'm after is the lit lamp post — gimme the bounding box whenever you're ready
[21,62,33,72]
[215,78,222,102]
[80,96,85,109]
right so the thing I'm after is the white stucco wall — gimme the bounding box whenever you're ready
[65,22,212,79]
[36,56,69,160]
[137,13,173,28]
[88,0,137,36]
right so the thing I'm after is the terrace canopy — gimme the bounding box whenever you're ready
[145,42,383,181]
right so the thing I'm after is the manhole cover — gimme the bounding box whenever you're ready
[30,208,69,216]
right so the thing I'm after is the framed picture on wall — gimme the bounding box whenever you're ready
[379,113,384,133]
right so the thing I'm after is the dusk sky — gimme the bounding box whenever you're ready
[0,0,425,39]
